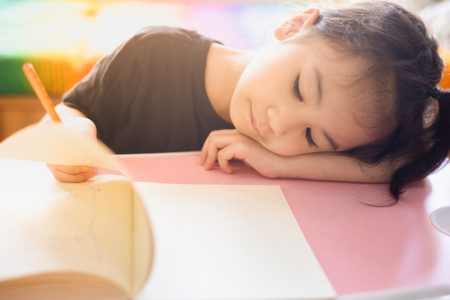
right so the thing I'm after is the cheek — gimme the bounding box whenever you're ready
[229,89,256,141]
[229,74,262,131]
[237,55,282,98]
[260,134,310,156]
[229,94,245,130]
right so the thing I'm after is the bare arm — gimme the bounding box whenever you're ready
[275,152,392,183]
[201,129,394,183]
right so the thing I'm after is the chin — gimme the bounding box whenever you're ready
[229,102,248,132]
[234,122,253,139]
[229,110,240,130]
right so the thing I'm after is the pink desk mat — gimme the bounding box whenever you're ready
[116,152,450,295]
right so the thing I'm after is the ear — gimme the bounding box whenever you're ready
[275,8,320,41]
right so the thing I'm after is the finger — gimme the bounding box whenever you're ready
[52,170,95,183]
[200,130,243,164]
[203,134,245,169]
[200,130,236,164]
[203,141,219,170]
[49,164,93,175]
[217,147,235,174]
[200,135,211,165]
[48,165,96,183]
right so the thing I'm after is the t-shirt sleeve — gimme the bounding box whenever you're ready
[63,34,143,142]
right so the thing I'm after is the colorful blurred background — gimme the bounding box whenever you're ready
[0,0,448,96]
[0,0,297,95]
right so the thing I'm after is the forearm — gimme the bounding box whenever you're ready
[276,152,392,183]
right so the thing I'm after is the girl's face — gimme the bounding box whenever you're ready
[229,37,392,156]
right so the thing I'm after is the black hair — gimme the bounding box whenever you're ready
[309,1,450,200]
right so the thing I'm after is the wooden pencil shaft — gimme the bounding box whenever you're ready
[22,63,61,122]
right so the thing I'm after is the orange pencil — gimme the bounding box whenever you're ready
[22,63,61,122]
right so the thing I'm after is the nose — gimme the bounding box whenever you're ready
[267,105,304,136]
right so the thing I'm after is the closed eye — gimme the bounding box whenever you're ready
[293,74,302,101]
[305,128,317,147]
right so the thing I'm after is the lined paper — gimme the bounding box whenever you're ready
[136,182,336,300]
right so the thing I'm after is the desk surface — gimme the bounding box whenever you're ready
[116,152,450,295]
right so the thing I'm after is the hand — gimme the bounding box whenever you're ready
[200,129,283,178]
[44,116,98,183]
[47,164,97,183]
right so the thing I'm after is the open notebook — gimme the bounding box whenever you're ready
[0,123,336,300]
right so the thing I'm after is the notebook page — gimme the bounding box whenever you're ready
[0,159,135,294]
[0,122,155,296]
[0,123,123,172]
[131,189,154,295]
[136,182,336,300]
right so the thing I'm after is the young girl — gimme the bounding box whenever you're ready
[46,0,450,200]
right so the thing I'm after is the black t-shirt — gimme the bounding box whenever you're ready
[63,26,233,154]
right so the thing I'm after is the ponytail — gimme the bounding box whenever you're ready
[390,88,450,198]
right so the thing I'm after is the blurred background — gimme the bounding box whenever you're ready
[0,0,298,139]
[0,0,448,140]
[0,0,301,96]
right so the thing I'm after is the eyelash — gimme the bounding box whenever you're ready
[294,75,315,147]
[293,74,302,101]
[306,128,316,147]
